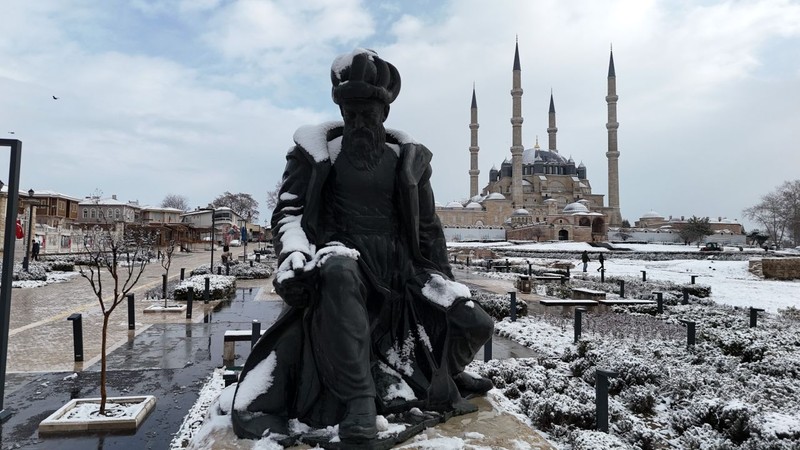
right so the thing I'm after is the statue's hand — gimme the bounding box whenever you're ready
[274,252,317,307]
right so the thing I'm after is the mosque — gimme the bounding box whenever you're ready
[435,42,622,242]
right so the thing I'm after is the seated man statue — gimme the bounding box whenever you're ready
[231,49,494,447]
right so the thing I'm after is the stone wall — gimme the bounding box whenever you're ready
[761,257,800,280]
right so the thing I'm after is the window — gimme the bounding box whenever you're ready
[90,209,96,219]
[115,209,121,220]
[83,209,88,219]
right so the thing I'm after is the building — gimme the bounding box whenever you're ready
[30,190,80,228]
[180,207,244,245]
[436,42,622,242]
[77,195,142,224]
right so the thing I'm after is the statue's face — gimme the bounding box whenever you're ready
[340,100,386,131]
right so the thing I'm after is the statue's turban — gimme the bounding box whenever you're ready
[331,49,401,105]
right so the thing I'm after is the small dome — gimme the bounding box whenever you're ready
[445,201,463,209]
[470,194,484,202]
[466,202,482,209]
[434,201,444,208]
[577,199,590,205]
[641,210,663,219]
[512,208,530,216]
[563,202,590,214]
[486,192,506,200]
[544,198,558,203]
[578,161,585,168]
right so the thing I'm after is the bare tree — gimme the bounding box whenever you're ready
[78,222,155,414]
[743,180,800,248]
[161,193,189,211]
[529,227,545,242]
[160,238,176,307]
[265,180,283,211]
[211,191,259,223]
[678,216,713,245]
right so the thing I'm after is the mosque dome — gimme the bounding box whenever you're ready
[563,202,590,214]
[641,210,663,219]
[435,201,444,208]
[470,194,484,203]
[466,202,482,209]
[512,208,530,216]
[445,201,463,209]
[485,192,506,200]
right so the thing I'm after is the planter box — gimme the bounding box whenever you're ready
[39,395,156,434]
[143,304,187,314]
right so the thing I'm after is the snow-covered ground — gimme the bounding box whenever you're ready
[176,242,799,449]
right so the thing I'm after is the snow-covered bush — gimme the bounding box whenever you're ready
[471,289,527,320]
[1,262,48,281]
[190,261,273,279]
[174,275,236,300]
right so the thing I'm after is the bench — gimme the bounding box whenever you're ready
[598,299,656,306]
[223,329,265,362]
[572,288,606,300]
[539,299,598,307]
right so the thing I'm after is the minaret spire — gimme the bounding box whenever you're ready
[510,38,524,207]
[547,90,558,152]
[605,46,622,227]
[469,84,480,198]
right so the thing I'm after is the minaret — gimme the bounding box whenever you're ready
[606,48,623,226]
[547,90,558,152]
[469,85,480,198]
[510,39,524,207]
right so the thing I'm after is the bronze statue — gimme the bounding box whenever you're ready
[231,49,493,448]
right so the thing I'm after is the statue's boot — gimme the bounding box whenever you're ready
[339,397,377,444]
[453,371,493,397]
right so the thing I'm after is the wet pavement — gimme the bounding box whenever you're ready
[0,254,544,449]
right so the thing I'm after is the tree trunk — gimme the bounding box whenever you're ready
[99,313,109,415]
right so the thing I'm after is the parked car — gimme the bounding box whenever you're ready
[700,242,723,252]
[228,239,242,247]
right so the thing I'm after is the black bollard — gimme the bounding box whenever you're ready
[560,276,567,285]
[508,291,517,322]
[180,268,185,281]
[453,254,457,264]
[574,307,587,343]
[217,266,222,275]
[618,280,625,298]
[600,268,605,283]
[691,275,698,284]
[653,292,664,314]
[466,256,470,266]
[483,335,493,362]
[527,261,532,276]
[256,253,261,262]
[186,287,194,319]
[67,314,84,362]
[505,259,509,272]
[225,263,230,276]
[250,260,254,267]
[127,293,135,330]
[566,266,570,278]
[682,287,689,305]
[749,307,765,328]
[251,320,261,349]
[679,319,696,346]
[162,274,168,300]
[596,368,618,432]
[641,270,647,282]
[204,277,210,304]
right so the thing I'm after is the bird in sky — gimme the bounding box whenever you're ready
[8,131,15,134]
[52,95,58,100]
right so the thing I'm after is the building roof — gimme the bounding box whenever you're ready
[445,201,464,209]
[466,202,482,210]
[485,192,506,200]
[563,202,590,214]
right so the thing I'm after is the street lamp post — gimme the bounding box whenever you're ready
[23,189,34,271]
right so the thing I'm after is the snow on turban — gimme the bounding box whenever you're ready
[331,48,401,105]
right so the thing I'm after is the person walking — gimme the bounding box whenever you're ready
[581,250,590,272]
[32,239,40,261]
[597,252,605,271]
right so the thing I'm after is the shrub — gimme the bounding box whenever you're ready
[174,275,236,300]
[471,290,527,320]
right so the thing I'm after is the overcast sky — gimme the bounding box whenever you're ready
[1,0,798,228]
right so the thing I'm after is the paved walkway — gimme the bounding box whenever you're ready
[6,249,238,374]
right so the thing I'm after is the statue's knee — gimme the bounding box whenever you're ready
[451,300,494,342]
[319,256,360,286]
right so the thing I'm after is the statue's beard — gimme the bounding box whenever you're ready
[342,127,385,171]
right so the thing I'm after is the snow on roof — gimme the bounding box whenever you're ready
[31,190,81,202]
[641,210,664,219]
[465,202,482,209]
[485,192,506,200]
[78,197,132,207]
[538,176,547,181]
[445,201,464,209]
[571,177,581,182]
[512,208,530,216]
[522,179,532,186]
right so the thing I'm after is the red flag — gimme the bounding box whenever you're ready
[16,219,24,239]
